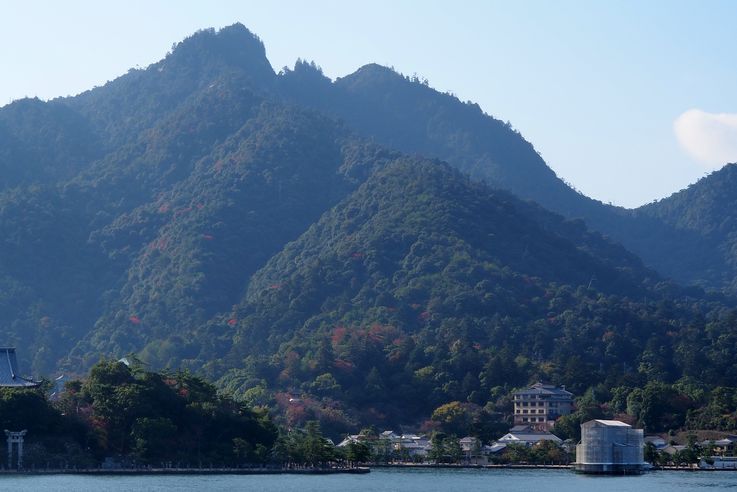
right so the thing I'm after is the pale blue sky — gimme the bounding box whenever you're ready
[2,1,736,207]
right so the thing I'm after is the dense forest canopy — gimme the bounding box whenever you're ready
[1,23,737,436]
[0,359,277,467]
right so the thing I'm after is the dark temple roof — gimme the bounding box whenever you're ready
[0,348,40,388]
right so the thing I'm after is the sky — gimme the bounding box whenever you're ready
[2,0,736,208]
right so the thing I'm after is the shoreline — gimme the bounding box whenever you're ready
[1,463,734,476]
[372,463,570,470]
[0,467,370,476]
[374,463,737,472]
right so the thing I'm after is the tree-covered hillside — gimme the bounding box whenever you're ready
[0,24,737,436]
[214,158,733,433]
[637,164,737,290]
[70,104,394,370]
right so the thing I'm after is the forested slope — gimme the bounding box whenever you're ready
[0,24,736,435]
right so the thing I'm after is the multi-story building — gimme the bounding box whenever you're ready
[512,382,573,429]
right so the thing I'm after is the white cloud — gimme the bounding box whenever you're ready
[674,109,737,169]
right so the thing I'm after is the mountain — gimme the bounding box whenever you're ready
[69,105,394,370]
[5,24,734,295]
[276,57,737,292]
[0,25,284,373]
[68,24,276,148]
[279,60,599,220]
[214,158,728,431]
[0,24,736,434]
[635,164,737,290]
[0,98,102,188]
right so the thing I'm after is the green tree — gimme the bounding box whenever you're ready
[428,433,462,463]
[300,421,335,466]
[345,440,371,465]
[431,401,480,436]
[131,417,177,464]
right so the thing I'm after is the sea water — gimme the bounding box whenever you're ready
[0,468,732,492]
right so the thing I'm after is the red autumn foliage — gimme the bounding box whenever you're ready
[331,326,347,346]
[333,359,354,372]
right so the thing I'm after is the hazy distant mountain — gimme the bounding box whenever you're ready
[275,51,737,291]
[0,24,736,431]
[279,59,599,220]
[636,164,737,290]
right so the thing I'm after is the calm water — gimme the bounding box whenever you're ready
[0,468,735,492]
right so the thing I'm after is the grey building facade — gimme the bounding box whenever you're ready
[574,419,646,474]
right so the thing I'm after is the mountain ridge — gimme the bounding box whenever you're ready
[0,24,736,434]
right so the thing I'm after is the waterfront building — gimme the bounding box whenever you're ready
[644,435,667,449]
[338,431,432,459]
[460,436,482,452]
[380,430,400,441]
[699,436,737,456]
[573,419,646,474]
[485,442,508,455]
[0,348,40,388]
[497,425,562,446]
[661,444,686,458]
[337,435,362,448]
[700,456,737,469]
[512,382,573,429]
[460,436,483,463]
[396,435,431,459]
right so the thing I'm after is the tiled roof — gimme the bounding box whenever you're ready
[514,382,572,397]
[514,383,573,398]
[0,348,39,387]
[486,443,507,453]
[510,425,534,432]
[498,432,562,444]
